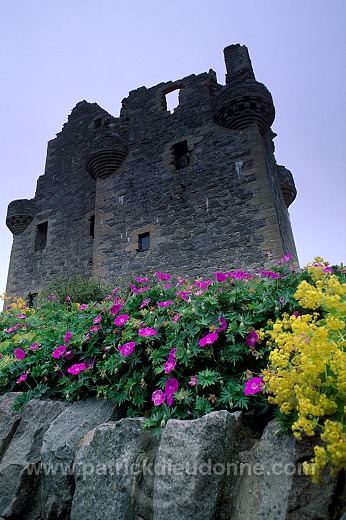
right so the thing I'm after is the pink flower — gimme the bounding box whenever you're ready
[152,389,165,406]
[165,378,179,395]
[64,330,72,342]
[53,346,66,359]
[47,295,56,300]
[93,314,102,324]
[176,278,187,286]
[166,394,174,406]
[16,373,28,384]
[90,325,100,332]
[67,363,86,375]
[158,300,174,307]
[154,271,171,281]
[199,332,218,347]
[129,283,140,294]
[114,314,130,326]
[188,375,198,386]
[65,296,71,302]
[258,270,280,279]
[244,377,263,395]
[17,314,27,319]
[64,350,74,360]
[227,270,253,280]
[138,286,150,293]
[164,283,172,288]
[30,343,39,349]
[279,297,285,307]
[169,348,177,359]
[135,277,149,283]
[275,252,293,265]
[79,304,88,310]
[110,303,123,315]
[195,280,213,290]
[138,327,157,337]
[5,326,19,333]
[140,298,151,309]
[292,312,301,318]
[172,314,180,323]
[246,330,259,348]
[213,271,227,282]
[164,359,176,374]
[323,266,333,273]
[14,348,26,360]
[176,290,191,301]
[215,318,227,332]
[118,342,135,356]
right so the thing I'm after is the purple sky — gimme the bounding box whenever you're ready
[1,0,345,295]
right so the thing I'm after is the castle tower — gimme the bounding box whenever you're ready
[5,44,297,300]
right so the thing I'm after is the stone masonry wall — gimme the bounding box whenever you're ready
[0,393,344,520]
[5,45,298,300]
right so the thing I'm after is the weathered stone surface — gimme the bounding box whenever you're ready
[0,394,343,520]
[40,398,119,520]
[152,410,246,519]
[0,398,68,519]
[70,418,158,520]
[0,392,22,460]
[231,421,343,520]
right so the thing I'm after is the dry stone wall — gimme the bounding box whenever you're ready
[0,393,344,520]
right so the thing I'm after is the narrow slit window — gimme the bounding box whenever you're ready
[89,215,95,238]
[138,232,150,252]
[34,222,48,252]
[165,88,180,113]
[28,293,38,308]
[173,140,189,170]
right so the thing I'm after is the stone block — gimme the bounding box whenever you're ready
[40,398,119,520]
[0,398,69,519]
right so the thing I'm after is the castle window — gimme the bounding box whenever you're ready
[89,215,95,238]
[138,232,150,252]
[173,140,189,170]
[94,117,103,128]
[28,293,38,308]
[165,88,180,113]
[34,221,48,252]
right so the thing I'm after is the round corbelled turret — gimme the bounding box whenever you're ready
[213,79,275,135]
[6,199,36,235]
[85,127,128,180]
[276,165,297,208]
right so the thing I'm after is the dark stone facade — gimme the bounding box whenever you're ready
[5,44,297,299]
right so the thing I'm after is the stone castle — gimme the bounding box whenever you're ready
[5,44,297,300]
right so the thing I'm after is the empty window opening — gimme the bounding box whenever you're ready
[28,293,38,308]
[138,232,150,252]
[165,89,180,113]
[94,117,103,128]
[34,222,48,252]
[173,140,189,170]
[89,215,95,238]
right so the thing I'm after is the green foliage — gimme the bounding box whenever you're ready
[1,257,344,434]
[43,274,115,304]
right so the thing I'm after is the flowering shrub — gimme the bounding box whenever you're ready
[263,259,346,482]
[0,256,345,476]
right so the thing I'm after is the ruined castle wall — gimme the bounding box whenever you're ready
[5,103,109,298]
[5,45,298,299]
[92,72,293,282]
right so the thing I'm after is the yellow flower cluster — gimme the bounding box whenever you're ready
[264,261,346,483]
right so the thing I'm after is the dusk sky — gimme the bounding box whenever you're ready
[0,0,345,295]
